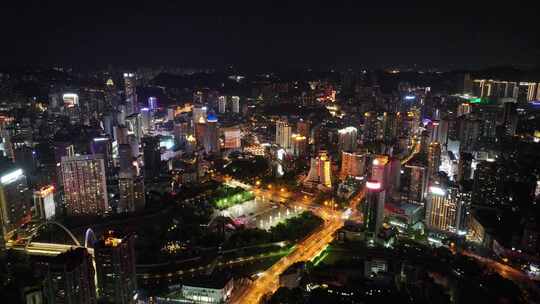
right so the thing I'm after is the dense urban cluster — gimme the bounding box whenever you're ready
[0,65,539,304]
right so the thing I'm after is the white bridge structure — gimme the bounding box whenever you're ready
[7,221,96,257]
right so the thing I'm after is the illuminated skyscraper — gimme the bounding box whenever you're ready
[223,128,241,150]
[362,112,377,143]
[123,73,138,114]
[42,248,97,304]
[192,105,208,125]
[61,154,109,216]
[363,180,386,241]
[340,150,366,180]
[148,96,158,110]
[118,173,145,213]
[142,137,161,180]
[204,114,220,155]
[33,185,56,221]
[457,152,473,183]
[425,185,465,234]
[297,119,311,143]
[275,120,292,151]
[304,151,332,190]
[94,231,137,304]
[502,101,518,136]
[231,96,240,113]
[337,126,358,153]
[371,155,390,189]
[404,163,428,204]
[458,118,481,152]
[382,112,398,142]
[125,113,142,141]
[291,133,307,158]
[91,137,114,180]
[427,142,441,178]
[173,120,189,148]
[218,96,227,113]
[0,167,32,239]
[140,107,153,135]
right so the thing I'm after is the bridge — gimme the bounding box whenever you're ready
[6,220,96,257]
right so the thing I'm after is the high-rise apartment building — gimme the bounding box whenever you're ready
[142,137,161,180]
[123,73,138,115]
[425,184,465,234]
[94,231,137,304]
[0,167,32,238]
[337,126,358,153]
[204,114,220,155]
[340,150,366,180]
[275,120,292,151]
[364,180,386,241]
[61,154,109,216]
[42,248,97,304]
[304,151,332,190]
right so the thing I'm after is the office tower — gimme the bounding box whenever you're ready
[33,185,56,221]
[192,105,207,124]
[275,120,292,151]
[0,167,32,238]
[404,163,428,204]
[304,151,332,190]
[123,73,137,114]
[42,248,97,304]
[419,130,430,154]
[91,137,114,180]
[472,161,499,207]
[148,96,158,110]
[427,121,442,144]
[118,173,145,213]
[371,155,390,188]
[118,144,134,175]
[142,137,161,180]
[502,101,518,136]
[140,107,152,135]
[61,154,109,216]
[12,143,36,183]
[425,185,465,234]
[127,135,140,159]
[458,119,481,151]
[94,231,137,304]
[362,112,377,143]
[218,96,227,113]
[173,120,189,148]
[436,120,449,147]
[231,96,240,113]
[114,126,129,145]
[291,133,307,158]
[337,126,358,153]
[457,152,473,183]
[102,112,114,137]
[340,150,366,180]
[364,180,386,241]
[223,128,241,150]
[388,157,401,198]
[382,112,398,142]
[297,119,311,143]
[427,142,441,178]
[194,120,207,146]
[204,114,220,155]
[125,113,142,141]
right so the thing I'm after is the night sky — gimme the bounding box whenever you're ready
[1,1,539,69]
